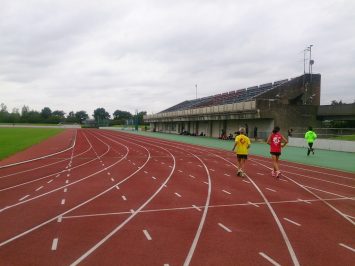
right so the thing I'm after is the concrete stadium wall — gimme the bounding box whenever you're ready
[288,137,355,152]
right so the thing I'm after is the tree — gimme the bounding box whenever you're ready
[75,110,89,124]
[331,100,343,105]
[112,110,132,125]
[93,108,110,122]
[41,107,52,119]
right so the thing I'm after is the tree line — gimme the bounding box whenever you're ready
[0,103,147,125]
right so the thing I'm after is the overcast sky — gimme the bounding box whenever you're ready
[1,0,354,117]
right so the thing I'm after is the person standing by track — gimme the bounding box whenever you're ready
[267,126,288,178]
[305,126,317,156]
[232,127,251,177]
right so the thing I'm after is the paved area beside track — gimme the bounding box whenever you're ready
[103,129,355,173]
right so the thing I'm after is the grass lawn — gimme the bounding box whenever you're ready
[332,135,355,141]
[0,128,64,160]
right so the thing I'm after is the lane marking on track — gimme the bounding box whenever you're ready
[283,218,301,226]
[175,192,182,198]
[67,174,70,177]
[122,196,127,201]
[224,173,231,177]
[189,174,196,179]
[161,162,165,165]
[47,179,53,183]
[36,186,43,191]
[115,186,120,190]
[188,161,192,164]
[248,201,259,207]
[144,171,148,174]
[197,165,202,168]
[110,178,115,182]
[143,230,152,240]
[192,205,201,211]
[218,223,232,232]
[169,165,172,168]
[61,199,66,205]
[259,252,281,266]
[133,162,136,166]
[152,176,157,180]
[164,264,170,266]
[51,238,59,251]
[178,170,183,173]
[257,173,264,176]
[298,199,311,204]
[209,168,215,172]
[222,190,231,195]
[266,188,277,192]
[130,209,134,214]
[64,188,68,193]
[203,181,209,185]
[19,195,30,201]
[339,243,355,253]
[57,216,62,223]
[56,174,60,178]
[107,172,111,176]
[65,180,69,184]
[243,180,250,183]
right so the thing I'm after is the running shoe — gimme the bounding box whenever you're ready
[271,170,275,177]
[237,169,241,176]
[276,171,281,178]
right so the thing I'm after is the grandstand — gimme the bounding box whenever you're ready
[144,74,321,139]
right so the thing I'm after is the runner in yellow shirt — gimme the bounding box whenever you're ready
[232,127,251,177]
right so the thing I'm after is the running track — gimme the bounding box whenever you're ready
[0,129,354,266]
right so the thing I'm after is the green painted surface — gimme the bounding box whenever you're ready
[108,129,355,173]
[0,128,64,160]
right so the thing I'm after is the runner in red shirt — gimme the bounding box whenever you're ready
[267,126,288,178]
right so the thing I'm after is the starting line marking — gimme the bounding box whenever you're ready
[152,176,157,180]
[266,188,277,192]
[339,243,355,253]
[143,229,152,240]
[192,205,201,212]
[259,252,281,266]
[224,173,231,177]
[19,195,30,201]
[47,179,53,183]
[222,190,231,195]
[144,171,148,174]
[209,169,215,172]
[283,218,301,226]
[57,216,62,223]
[61,199,66,205]
[243,180,251,184]
[178,170,183,173]
[175,192,182,198]
[248,201,260,207]
[298,199,311,204]
[115,186,120,190]
[218,223,232,232]
[110,178,115,182]
[64,188,68,193]
[203,181,209,185]
[51,238,59,250]
[122,196,127,201]
[35,186,43,191]
[257,173,264,176]
[189,174,196,179]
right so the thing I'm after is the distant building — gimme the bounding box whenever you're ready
[144,74,321,139]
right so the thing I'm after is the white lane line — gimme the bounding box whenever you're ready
[56,174,60,178]
[51,238,59,250]
[174,192,182,198]
[189,174,196,179]
[259,252,281,266]
[203,181,209,185]
[47,179,53,183]
[283,218,301,227]
[143,229,152,240]
[209,168,215,172]
[248,201,259,207]
[110,178,115,182]
[152,176,157,180]
[224,173,231,177]
[257,173,264,176]
[266,188,277,192]
[35,186,43,191]
[339,243,355,253]
[218,223,232,232]
[192,205,201,212]
[19,195,30,201]
[61,199,66,205]
[122,196,127,201]
[222,190,231,195]
[57,216,62,223]
[64,188,68,193]
[164,264,170,266]
[115,186,120,190]
[298,198,311,204]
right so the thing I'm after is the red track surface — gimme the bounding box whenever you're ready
[0,129,354,266]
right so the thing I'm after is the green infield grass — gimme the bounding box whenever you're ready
[0,128,64,160]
